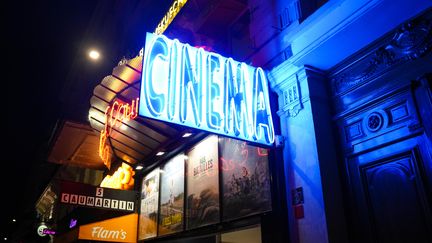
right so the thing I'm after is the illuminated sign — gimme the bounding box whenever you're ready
[59,180,138,212]
[42,229,56,235]
[100,163,135,190]
[37,223,48,237]
[99,98,139,169]
[155,0,188,35]
[79,213,138,242]
[139,33,275,145]
[70,219,77,228]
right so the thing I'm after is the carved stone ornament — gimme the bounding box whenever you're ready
[366,112,383,132]
[332,16,432,95]
[281,79,303,117]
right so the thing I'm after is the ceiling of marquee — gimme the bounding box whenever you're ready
[47,54,206,175]
[88,55,198,168]
[47,121,105,170]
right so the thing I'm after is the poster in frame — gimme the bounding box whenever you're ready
[138,168,160,240]
[158,154,185,236]
[219,136,272,221]
[186,135,220,229]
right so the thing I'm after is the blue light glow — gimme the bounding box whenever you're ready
[140,32,275,145]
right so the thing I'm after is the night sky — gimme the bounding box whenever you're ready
[2,0,171,240]
[3,1,100,239]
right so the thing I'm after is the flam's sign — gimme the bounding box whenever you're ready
[78,213,138,243]
[139,33,275,146]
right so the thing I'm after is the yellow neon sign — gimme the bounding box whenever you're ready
[155,0,188,35]
[100,163,135,190]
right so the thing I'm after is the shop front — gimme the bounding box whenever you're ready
[87,24,287,241]
[42,1,431,243]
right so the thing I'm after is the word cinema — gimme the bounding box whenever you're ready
[139,32,275,145]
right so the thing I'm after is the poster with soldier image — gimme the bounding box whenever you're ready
[158,154,185,236]
[186,135,220,229]
[219,137,272,221]
[138,168,160,240]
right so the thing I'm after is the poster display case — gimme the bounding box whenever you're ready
[158,154,185,236]
[219,137,272,221]
[138,168,160,240]
[138,135,272,241]
[185,135,220,229]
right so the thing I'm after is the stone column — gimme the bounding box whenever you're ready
[268,63,347,243]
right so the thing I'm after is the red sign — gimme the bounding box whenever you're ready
[99,98,139,169]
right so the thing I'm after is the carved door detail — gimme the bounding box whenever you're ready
[347,137,432,243]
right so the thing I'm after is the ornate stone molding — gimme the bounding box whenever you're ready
[268,63,305,118]
[270,64,327,118]
[281,78,303,117]
[331,14,432,96]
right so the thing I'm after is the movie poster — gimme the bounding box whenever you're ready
[219,137,272,221]
[186,135,220,229]
[138,168,160,240]
[158,154,185,236]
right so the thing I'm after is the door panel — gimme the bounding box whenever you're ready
[348,136,432,243]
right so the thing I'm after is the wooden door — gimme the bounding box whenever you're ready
[347,135,432,243]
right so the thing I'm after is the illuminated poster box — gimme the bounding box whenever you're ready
[158,154,185,235]
[139,32,275,146]
[138,168,160,240]
[186,135,220,229]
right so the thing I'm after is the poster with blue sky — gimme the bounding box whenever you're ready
[158,154,185,236]
[138,168,160,240]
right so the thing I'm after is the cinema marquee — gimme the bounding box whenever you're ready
[139,33,275,146]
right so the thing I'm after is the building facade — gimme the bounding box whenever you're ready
[35,0,432,243]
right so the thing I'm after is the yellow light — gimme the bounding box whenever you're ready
[135,165,143,170]
[89,50,100,60]
[100,163,135,190]
[120,124,128,131]
[155,0,188,35]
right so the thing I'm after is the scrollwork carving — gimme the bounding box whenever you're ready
[281,80,303,117]
[332,16,431,95]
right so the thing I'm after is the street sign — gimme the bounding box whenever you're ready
[58,180,138,212]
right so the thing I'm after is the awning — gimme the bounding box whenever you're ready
[47,120,105,170]
[88,55,197,168]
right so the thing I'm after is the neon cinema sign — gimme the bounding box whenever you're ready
[139,33,275,145]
